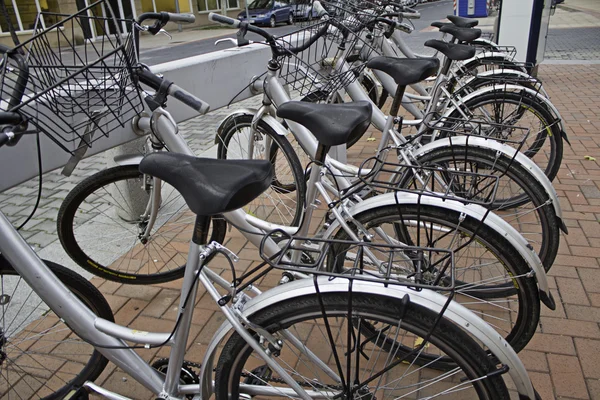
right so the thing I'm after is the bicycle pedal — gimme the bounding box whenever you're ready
[243,364,272,385]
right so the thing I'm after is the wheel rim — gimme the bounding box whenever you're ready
[270,16,276,27]
[399,151,551,265]
[329,206,533,353]
[218,119,304,227]
[61,167,205,282]
[461,94,559,179]
[219,296,505,400]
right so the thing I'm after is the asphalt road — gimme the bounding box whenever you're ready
[140,0,453,65]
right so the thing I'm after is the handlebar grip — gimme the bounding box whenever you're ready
[394,21,413,33]
[208,12,241,28]
[401,11,420,19]
[165,12,195,23]
[169,84,210,115]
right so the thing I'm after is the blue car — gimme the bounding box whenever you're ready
[238,0,294,27]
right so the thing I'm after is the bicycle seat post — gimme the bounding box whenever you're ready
[389,84,406,118]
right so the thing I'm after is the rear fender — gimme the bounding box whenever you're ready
[414,136,566,233]
[199,278,538,400]
[447,83,566,138]
[320,190,554,308]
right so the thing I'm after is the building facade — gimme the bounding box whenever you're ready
[0,0,243,46]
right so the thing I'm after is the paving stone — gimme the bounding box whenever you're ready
[548,354,589,399]
[27,231,58,248]
[575,338,600,379]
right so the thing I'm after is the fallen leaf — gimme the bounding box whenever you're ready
[366,137,376,142]
[584,155,596,161]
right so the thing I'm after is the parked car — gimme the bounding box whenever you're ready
[238,0,294,27]
[291,0,319,20]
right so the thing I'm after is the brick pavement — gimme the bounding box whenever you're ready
[41,63,596,399]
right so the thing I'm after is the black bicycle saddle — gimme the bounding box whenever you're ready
[139,153,273,216]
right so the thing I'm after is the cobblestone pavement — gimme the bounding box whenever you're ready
[546,27,600,61]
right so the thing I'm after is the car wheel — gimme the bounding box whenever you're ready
[270,15,276,28]
[287,13,293,24]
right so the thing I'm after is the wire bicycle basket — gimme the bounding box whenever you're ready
[274,15,380,101]
[0,0,143,155]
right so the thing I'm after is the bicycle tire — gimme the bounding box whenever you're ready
[403,145,560,271]
[217,114,306,227]
[445,91,563,181]
[214,292,509,399]
[329,204,540,355]
[58,164,227,284]
[0,259,114,399]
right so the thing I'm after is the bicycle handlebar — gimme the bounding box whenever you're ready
[208,12,241,28]
[137,69,210,114]
[165,12,196,23]
[209,12,330,57]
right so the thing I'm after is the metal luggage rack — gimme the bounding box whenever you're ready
[274,16,381,100]
[477,58,537,75]
[0,0,144,155]
[459,70,543,90]
[354,148,501,207]
[424,115,532,150]
[487,45,517,60]
[479,31,495,42]
[258,230,457,292]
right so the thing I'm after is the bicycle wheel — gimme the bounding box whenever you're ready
[214,292,509,399]
[58,164,227,284]
[0,259,113,399]
[329,204,540,355]
[447,91,563,181]
[402,146,560,271]
[217,115,306,227]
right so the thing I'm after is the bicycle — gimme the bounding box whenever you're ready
[212,14,565,272]
[0,3,542,399]
[317,2,566,183]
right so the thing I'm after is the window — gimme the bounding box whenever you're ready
[0,0,60,33]
[142,0,192,13]
[197,0,239,12]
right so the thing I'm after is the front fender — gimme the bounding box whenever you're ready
[113,154,144,166]
[320,191,553,307]
[215,108,289,145]
[447,83,566,140]
[200,278,537,400]
[414,136,566,233]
